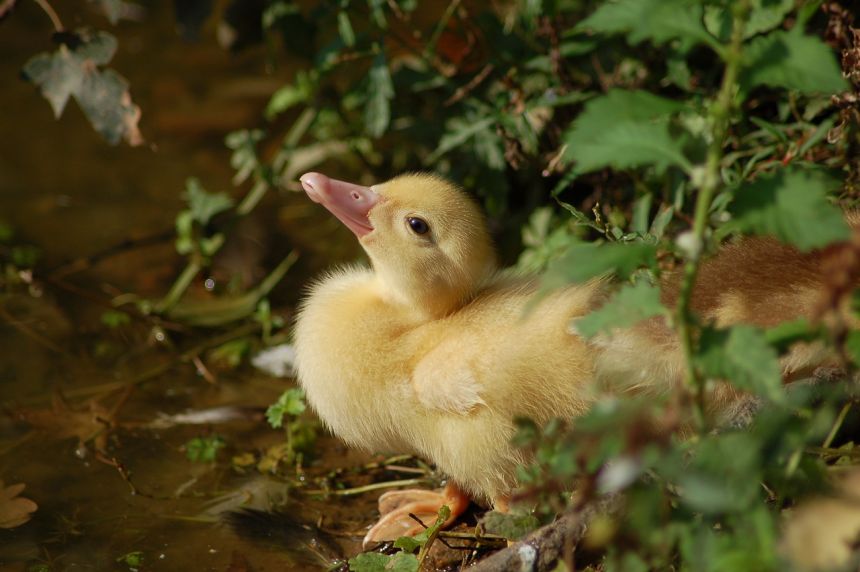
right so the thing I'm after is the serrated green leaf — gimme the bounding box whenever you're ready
[704,0,794,41]
[365,52,394,137]
[545,240,657,287]
[696,325,783,401]
[730,168,850,250]
[574,282,666,338]
[740,30,849,96]
[563,90,692,175]
[578,0,716,51]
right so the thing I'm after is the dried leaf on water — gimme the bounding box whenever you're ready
[0,480,38,529]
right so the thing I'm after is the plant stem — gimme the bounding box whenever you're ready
[302,478,430,497]
[32,0,62,32]
[675,0,750,430]
[154,258,202,314]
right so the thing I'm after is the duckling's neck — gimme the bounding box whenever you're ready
[373,264,496,321]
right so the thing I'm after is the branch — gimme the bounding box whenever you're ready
[471,499,616,572]
[31,0,62,32]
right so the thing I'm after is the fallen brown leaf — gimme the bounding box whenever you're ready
[0,480,38,529]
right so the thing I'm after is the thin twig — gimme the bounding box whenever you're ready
[302,478,431,497]
[823,401,853,448]
[0,302,68,355]
[444,64,494,106]
[31,0,62,31]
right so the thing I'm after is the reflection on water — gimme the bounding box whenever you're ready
[0,2,373,570]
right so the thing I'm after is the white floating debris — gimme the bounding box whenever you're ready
[251,343,297,378]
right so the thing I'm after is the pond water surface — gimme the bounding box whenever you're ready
[0,3,417,570]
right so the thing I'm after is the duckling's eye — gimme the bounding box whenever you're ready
[407,217,430,235]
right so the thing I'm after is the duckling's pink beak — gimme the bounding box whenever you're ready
[300,172,380,238]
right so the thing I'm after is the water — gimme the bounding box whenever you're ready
[0,3,381,569]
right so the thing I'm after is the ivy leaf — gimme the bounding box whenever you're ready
[544,240,657,287]
[183,178,234,226]
[563,90,692,175]
[365,52,394,137]
[22,30,142,145]
[574,282,666,338]
[577,0,716,51]
[696,325,783,402]
[740,30,849,96]
[730,168,850,251]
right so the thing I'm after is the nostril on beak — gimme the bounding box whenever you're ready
[351,191,361,200]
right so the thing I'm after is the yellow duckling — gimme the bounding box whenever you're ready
[294,172,605,545]
[294,171,854,545]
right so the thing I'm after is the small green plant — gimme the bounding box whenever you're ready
[266,388,316,467]
[348,505,450,572]
[185,435,225,463]
[115,550,144,570]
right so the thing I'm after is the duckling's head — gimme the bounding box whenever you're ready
[300,172,496,317]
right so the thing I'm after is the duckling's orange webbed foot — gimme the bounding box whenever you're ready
[362,482,471,548]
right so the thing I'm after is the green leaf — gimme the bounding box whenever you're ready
[185,435,225,463]
[563,90,692,175]
[846,330,860,367]
[740,30,849,96]
[265,71,314,120]
[266,388,307,429]
[696,325,782,401]
[545,240,657,287]
[365,52,394,137]
[348,552,418,572]
[704,0,794,41]
[349,552,389,572]
[730,168,850,250]
[96,0,125,25]
[574,282,666,338]
[338,11,356,47]
[578,0,716,51]
[22,30,141,145]
[480,510,540,540]
[226,129,264,185]
[183,178,234,226]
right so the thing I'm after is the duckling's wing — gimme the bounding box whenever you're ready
[412,341,485,415]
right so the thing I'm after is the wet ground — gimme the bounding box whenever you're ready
[0,3,428,570]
